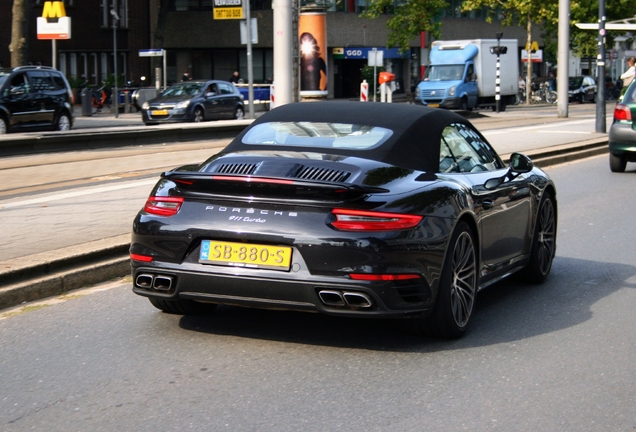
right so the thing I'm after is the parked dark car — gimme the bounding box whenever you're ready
[0,66,74,134]
[568,76,597,103]
[130,102,557,338]
[608,79,636,172]
[141,80,244,125]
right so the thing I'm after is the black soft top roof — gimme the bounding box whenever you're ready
[224,101,474,172]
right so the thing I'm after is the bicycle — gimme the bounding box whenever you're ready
[530,82,557,105]
[91,85,112,114]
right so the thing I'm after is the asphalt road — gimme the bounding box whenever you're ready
[1,154,635,431]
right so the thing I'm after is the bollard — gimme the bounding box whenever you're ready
[124,91,130,113]
[360,80,368,102]
[81,88,92,116]
[270,82,275,110]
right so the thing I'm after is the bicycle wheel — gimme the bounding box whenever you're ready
[546,90,557,104]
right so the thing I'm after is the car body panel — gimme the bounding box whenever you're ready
[141,80,244,125]
[0,66,73,133]
[568,75,597,103]
[131,102,556,322]
[609,82,636,166]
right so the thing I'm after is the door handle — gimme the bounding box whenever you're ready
[482,199,494,209]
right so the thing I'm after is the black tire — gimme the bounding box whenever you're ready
[517,191,556,283]
[423,221,477,338]
[192,107,204,122]
[53,112,71,131]
[234,107,244,120]
[609,153,627,172]
[546,91,557,104]
[0,116,7,134]
[149,297,217,315]
[459,97,469,111]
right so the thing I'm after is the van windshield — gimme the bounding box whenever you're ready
[424,65,465,82]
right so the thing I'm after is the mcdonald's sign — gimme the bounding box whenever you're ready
[42,1,67,18]
[37,1,71,40]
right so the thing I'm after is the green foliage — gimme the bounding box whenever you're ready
[67,75,88,89]
[102,74,126,88]
[361,0,448,52]
[360,65,385,84]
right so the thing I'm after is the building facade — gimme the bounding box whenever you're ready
[0,0,543,99]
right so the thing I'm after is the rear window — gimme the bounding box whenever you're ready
[241,122,393,150]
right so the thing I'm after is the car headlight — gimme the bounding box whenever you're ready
[449,86,456,97]
[175,100,191,109]
[142,101,149,109]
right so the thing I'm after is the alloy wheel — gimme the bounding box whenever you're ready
[536,198,556,275]
[449,231,477,328]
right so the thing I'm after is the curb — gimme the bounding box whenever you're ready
[0,138,609,311]
[0,235,130,310]
[0,120,252,157]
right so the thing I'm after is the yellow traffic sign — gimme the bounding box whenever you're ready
[214,7,243,19]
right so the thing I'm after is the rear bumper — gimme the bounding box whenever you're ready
[609,122,636,160]
[131,260,436,319]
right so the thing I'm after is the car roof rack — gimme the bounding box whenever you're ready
[12,65,57,71]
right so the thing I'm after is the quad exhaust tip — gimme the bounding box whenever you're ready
[318,290,374,309]
[135,273,174,292]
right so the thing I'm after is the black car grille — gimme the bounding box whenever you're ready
[216,163,258,175]
[291,166,350,182]
[215,162,351,182]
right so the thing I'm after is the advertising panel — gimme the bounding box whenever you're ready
[299,12,328,97]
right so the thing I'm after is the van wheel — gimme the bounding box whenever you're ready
[459,98,470,111]
[0,116,7,134]
[54,112,71,131]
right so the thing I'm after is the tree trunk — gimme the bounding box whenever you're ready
[526,17,532,106]
[10,0,30,67]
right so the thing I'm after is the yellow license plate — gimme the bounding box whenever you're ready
[199,240,292,270]
[151,109,168,115]
[427,103,439,108]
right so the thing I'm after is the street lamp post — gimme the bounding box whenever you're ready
[110,9,119,119]
[489,32,506,113]
[596,0,606,133]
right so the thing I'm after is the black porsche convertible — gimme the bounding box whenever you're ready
[130,101,557,338]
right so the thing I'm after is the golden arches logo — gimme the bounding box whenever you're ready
[525,41,540,52]
[42,1,66,18]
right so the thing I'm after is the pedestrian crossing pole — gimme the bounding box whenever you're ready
[495,32,502,113]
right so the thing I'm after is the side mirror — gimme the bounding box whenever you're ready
[510,152,533,173]
[484,153,533,190]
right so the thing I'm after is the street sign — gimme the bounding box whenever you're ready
[214,0,243,19]
[139,49,165,57]
[240,18,258,44]
[37,1,71,40]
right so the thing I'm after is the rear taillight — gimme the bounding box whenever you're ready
[330,208,422,231]
[130,253,154,262]
[614,104,632,121]
[143,196,184,216]
[349,273,421,281]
